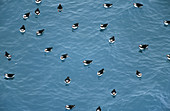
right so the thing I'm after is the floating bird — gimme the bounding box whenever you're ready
[23,12,30,19]
[72,23,79,29]
[60,54,68,60]
[139,44,149,50]
[83,60,93,65]
[4,51,11,60]
[35,0,41,4]
[164,20,170,26]
[65,105,75,110]
[100,24,108,30]
[167,54,170,60]
[36,29,44,35]
[20,25,25,33]
[4,73,15,79]
[103,3,112,8]
[109,36,115,43]
[35,8,40,15]
[111,89,117,96]
[136,70,142,77]
[133,3,143,8]
[44,47,53,52]
[58,4,63,12]
[96,106,101,111]
[64,76,71,84]
[97,68,104,76]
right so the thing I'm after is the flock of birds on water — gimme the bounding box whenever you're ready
[3,0,170,110]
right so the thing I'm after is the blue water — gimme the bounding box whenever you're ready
[0,0,170,111]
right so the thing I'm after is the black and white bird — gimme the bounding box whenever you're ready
[133,3,143,8]
[83,60,93,65]
[35,8,40,15]
[60,54,68,60]
[97,68,104,76]
[72,23,79,29]
[167,54,170,60]
[109,36,115,43]
[96,106,101,111]
[139,44,149,50]
[4,51,11,60]
[23,12,30,19]
[164,20,170,26]
[136,70,142,77]
[35,0,41,4]
[36,29,44,35]
[111,89,117,96]
[4,73,15,79]
[44,47,53,52]
[65,105,75,110]
[100,24,108,30]
[103,3,112,8]
[20,25,25,33]
[58,4,63,12]
[64,76,71,84]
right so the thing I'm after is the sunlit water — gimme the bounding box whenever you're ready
[0,0,170,111]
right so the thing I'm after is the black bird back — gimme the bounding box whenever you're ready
[136,3,143,7]
[39,29,44,33]
[25,12,30,17]
[46,47,53,51]
[58,4,62,9]
[62,54,68,58]
[5,51,9,56]
[111,89,116,93]
[103,24,108,27]
[110,36,115,40]
[35,8,40,13]
[74,23,79,26]
[96,106,101,111]
[106,4,112,7]
[20,25,25,30]
[7,74,15,77]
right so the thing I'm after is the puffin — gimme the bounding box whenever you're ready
[36,29,44,35]
[35,0,41,4]
[58,4,63,12]
[109,36,115,43]
[72,23,79,29]
[60,54,68,60]
[20,25,25,33]
[35,8,40,15]
[136,70,142,77]
[164,20,170,26]
[133,3,143,8]
[4,73,15,79]
[44,47,53,52]
[111,89,117,96]
[65,105,75,110]
[96,106,101,111]
[64,76,71,84]
[100,24,108,30]
[167,54,170,60]
[4,51,11,60]
[139,44,149,50]
[83,60,93,65]
[103,3,112,8]
[23,12,30,19]
[97,68,104,76]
